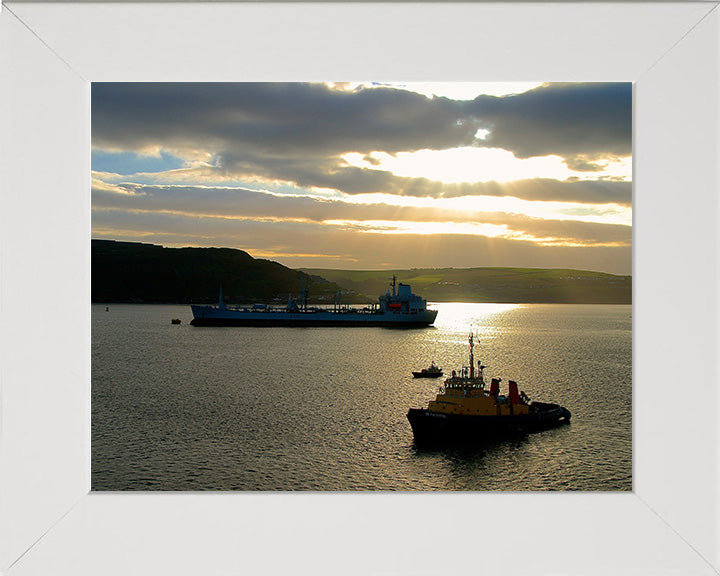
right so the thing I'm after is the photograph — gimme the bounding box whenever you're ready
[4,1,719,573]
[91,81,632,491]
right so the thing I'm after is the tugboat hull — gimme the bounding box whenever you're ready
[407,402,571,444]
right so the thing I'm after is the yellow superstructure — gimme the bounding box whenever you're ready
[428,378,530,417]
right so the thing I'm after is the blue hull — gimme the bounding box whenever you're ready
[190,306,438,327]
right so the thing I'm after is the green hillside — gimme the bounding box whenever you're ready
[300,267,632,304]
[92,240,631,304]
[92,240,342,304]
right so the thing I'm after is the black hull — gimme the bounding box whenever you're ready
[190,318,435,327]
[407,402,571,444]
[412,373,444,378]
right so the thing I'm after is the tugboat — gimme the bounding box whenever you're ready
[412,362,443,378]
[407,333,571,444]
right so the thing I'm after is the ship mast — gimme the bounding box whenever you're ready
[469,332,475,379]
[300,276,308,310]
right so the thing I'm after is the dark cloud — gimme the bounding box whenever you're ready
[215,149,632,204]
[111,148,630,205]
[463,83,632,159]
[385,177,631,205]
[93,82,631,184]
[92,82,476,156]
[563,156,607,172]
[92,182,630,248]
[247,157,633,204]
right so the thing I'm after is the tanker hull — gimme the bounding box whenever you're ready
[190,306,438,327]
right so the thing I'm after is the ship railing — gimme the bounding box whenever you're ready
[443,387,487,398]
[213,304,385,314]
[445,379,485,388]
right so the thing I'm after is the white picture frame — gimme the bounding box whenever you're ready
[1,2,718,575]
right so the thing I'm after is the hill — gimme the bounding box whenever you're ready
[299,267,632,304]
[92,240,631,304]
[92,240,343,304]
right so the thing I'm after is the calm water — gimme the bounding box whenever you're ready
[92,303,632,491]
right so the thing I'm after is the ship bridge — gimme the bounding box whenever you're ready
[379,277,430,314]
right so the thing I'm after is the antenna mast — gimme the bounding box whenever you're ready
[469,332,475,379]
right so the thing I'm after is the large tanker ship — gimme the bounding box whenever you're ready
[190,276,437,327]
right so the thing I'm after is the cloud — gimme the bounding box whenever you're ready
[92,181,630,249]
[463,83,632,159]
[93,82,631,192]
[95,164,631,205]
[91,82,632,274]
[563,156,608,172]
[91,207,631,274]
[92,82,475,157]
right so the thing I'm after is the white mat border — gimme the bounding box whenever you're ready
[1,3,718,574]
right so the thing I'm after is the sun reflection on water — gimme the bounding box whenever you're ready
[430,302,522,333]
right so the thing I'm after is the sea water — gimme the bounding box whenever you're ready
[92,302,631,491]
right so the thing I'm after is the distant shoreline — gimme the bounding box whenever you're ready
[300,267,631,306]
[92,240,631,306]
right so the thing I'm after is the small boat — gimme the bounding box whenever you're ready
[407,333,571,444]
[412,362,443,378]
[171,318,181,324]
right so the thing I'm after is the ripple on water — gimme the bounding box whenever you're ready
[92,303,631,491]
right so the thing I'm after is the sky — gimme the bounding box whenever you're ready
[91,82,632,275]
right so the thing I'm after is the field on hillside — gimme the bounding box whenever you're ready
[300,267,631,304]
